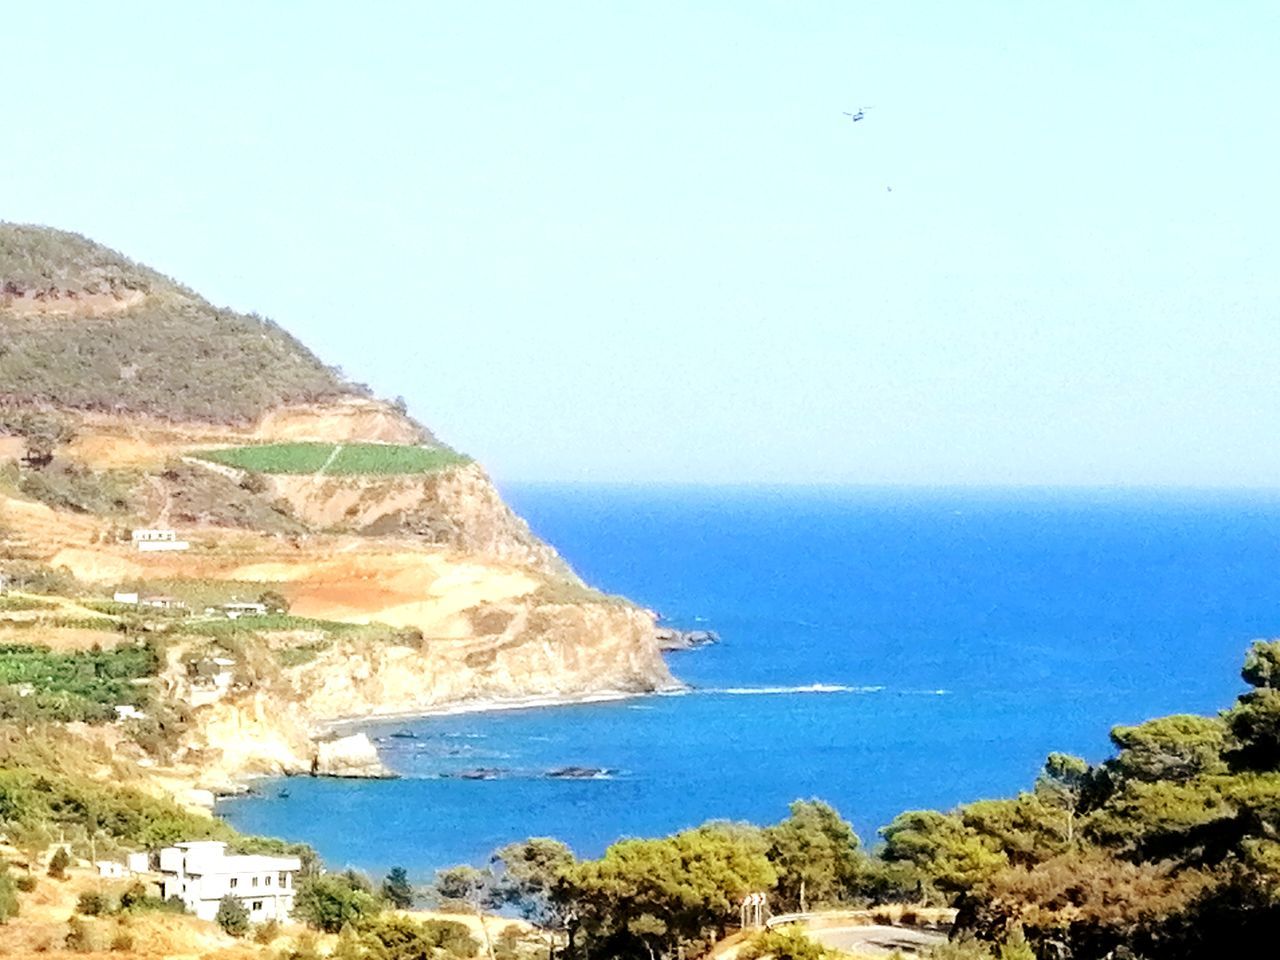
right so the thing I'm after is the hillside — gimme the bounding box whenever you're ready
[0,223,392,426]
[0,223,674,805]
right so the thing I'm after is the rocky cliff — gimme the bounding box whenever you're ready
[0,223,677,796]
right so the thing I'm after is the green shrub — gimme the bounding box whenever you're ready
[47,846,70,879]
[65,915,91,951]
[293,873,382,933]
[0,864,18,922]
[110,923,134,952]
[215,894,249,937]
[359,915,479,960]
[276,645,324,667]
[76,891,111,916]
[741,927,837,960]
[996,927,1035,960]
[16,463,139,517]
[117,880,185,914]
[117,881,147,910]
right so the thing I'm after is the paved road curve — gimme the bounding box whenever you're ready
[807,924,946,957]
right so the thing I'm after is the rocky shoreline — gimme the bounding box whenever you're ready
[202,626,716,800]
[654,627,720,652]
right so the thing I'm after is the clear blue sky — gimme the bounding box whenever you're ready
[3,3,1278,485]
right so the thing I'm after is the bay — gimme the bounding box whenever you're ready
[220,486,1280,880]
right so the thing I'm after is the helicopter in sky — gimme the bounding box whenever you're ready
[843,107,872,122]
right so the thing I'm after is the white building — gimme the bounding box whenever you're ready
[131,529,190,552]
[126,852,150,874]
[157,841,301,922]
[222,601,267,619]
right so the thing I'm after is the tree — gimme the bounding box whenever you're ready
[1108,715,1228,783]
[435,865,498,960]
[566,823,776,958]
[765,800,863,912]
[382,866,416,909]
[961,794,1072,866]
[47,846,70,880]
[293,874,382,933]
[215,895,249,937]
[1226,640,1280,770]
[257,590,290,615]
[961,851,1214,959]
[880,811,1006,898]
[1035,753,1090,842]
[491,838,576,927]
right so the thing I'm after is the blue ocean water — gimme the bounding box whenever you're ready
[220,486,1280,881]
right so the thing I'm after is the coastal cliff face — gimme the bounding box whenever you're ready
[264,461,571,577]
[163,600,674,792]
[290,600,670,721]
[0,223,674,799]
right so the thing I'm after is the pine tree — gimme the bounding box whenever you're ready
[381,866,415,909]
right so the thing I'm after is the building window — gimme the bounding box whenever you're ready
[266,875,273,886]
[252,900,263,911]
[279,872,289,887]
[252,876,259,887]
[230,878,238,888]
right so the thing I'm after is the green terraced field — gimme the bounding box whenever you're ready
[195,441,470,476]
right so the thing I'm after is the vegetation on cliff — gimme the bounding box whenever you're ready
[198,441,469,475]
[0,224,363,424]
[0,639,158,723]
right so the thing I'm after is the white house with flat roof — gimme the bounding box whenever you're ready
[157,841,300,922]
[131,529,190,552]
[222,601,267,619]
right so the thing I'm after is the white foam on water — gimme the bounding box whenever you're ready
[703,683,882,696]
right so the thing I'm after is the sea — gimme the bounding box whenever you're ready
[219,485,1280,881]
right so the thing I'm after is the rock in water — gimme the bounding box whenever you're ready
[546,766,611,779]
[311,733,394,778]
[654,628,720,652]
